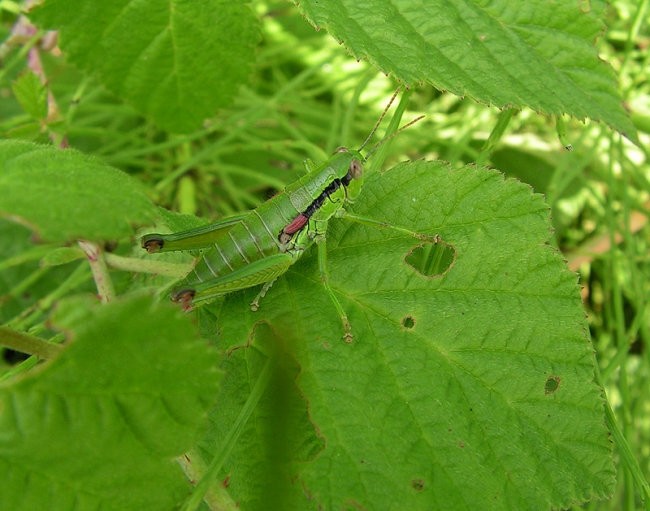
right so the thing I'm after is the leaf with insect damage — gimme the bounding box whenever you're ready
[294,0,636,140]
[208,161,614,510]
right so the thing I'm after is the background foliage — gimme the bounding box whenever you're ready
[0,0,648,510]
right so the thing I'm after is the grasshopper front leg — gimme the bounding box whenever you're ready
[310,219,354,343]
[336,210,439,243]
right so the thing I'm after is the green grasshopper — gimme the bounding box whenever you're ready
[142,92,422,341]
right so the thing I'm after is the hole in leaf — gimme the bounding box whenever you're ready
[402,315,415,329]
[411,478,425,492]
[544,375,561,395]
[405,239,455,277]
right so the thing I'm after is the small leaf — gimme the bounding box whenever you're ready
[212,161,614,509]
[40,246,84,266]
[30,0,260,133]
[11,71,48,120]
[0,295,220,511]
[0,140,157,242]
[295,0,635,139]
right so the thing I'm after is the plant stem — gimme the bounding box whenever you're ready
[7,262,90,331]
[476,108,516,166]
[104,252,191,278]
[554,115,573,151]
[0,326,63,359]
[78,240,115,303]
[603,397,650,508]
[180,358,273,511]
[339,67,376,147]
[366,87,412,174]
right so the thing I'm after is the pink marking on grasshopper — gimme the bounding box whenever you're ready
[279,214,309,244]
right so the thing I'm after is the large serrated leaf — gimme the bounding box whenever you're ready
[30,0,260,133]
[294,0,635,139]
[209,161,614,510]
[0,140,157,242]
[0,295,220,511]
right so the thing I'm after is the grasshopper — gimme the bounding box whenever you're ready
[142,92,422,341]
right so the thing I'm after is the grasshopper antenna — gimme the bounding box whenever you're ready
[364,114,425,159]
[357,88,402,153]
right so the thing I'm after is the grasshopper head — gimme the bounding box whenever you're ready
[334,147,364,200]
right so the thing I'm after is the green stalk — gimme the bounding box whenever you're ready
[78,240,115,303]
[366,87,413,174]
[0,326,63,359]
[181,358,273,511]
[104,253,191,278]
[476,108,516,167]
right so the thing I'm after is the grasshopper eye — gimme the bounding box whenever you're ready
[349,159,362,179]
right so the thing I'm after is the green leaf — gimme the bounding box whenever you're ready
[211,161,614,509]
[0,295,220,511]
[41,246,85,266]
[294,0,636,139]
[11,71,48,121]
[196,323,325,510]
[0,140,157,242]
[30,0,260,133]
